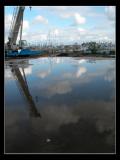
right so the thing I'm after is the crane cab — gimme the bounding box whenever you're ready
[19,40,28,49]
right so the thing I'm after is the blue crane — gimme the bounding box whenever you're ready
[5,6,47,58]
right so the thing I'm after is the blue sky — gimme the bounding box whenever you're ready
[5,6,115,44]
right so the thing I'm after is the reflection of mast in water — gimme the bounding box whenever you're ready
[10,61,41,118]
[87,59,96,63]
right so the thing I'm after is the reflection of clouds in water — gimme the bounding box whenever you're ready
[76,67,87,78]
[5,66,32,79]
[95,114,115,146]
[5,69,14,80]
[33,60,115,98]
[54,57,64,64]
[93,100,115,134]
[5,100,115,151]
[35,58,115,85]
[41,100,115,148]
[104,75,114,82]
[20,66,32,76]
[6,110,26,127]
[5,58,115,152]
[82,63,115,83]
[61,66,87,79]
[30,100,115,133]
[40,105,80,131]
[104,67,115,82]
[62,62,115,84]
[78,59,86,64]
[96,116,114,133]
[5,82,115,153]
[34,57,64,65]
[62,72,74,79]
[50,57,68,64]
[71,58,87,65]
[106,130,115,146]
[44,80,72,97]
[37,69,51,79]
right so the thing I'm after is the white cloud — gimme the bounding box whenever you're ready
[5,14,12,30]
[53,29,60,36]
[40,34,47,40]
[5,15,29,32]
[22,32,48,42]
[73,13,86,25]
[77,28,86,32]
[60,13,72,18]
[37,6,91,18]
[105,6,115,21]
[59,12,86,25]
[23,20,29,30]
[5,14,12,41]
[77,27,87,35]
[49,25,114,44]
[5,6,115,44]
[5,14,29,42]
[33,15,48,25]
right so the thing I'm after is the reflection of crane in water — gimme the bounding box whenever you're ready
[9,60,41,118]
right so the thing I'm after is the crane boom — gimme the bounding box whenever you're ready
[8,6,25,50]
[5,6,46,57]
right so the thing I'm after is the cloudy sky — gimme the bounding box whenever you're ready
[5,6,115,44]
